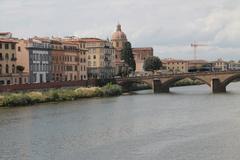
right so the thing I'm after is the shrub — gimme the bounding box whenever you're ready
[45,90,60,102]
[26,92,46,103]
[57,89,77,101]
[74,87,101,98]
[3,93,32,106]
[101,83,122,97]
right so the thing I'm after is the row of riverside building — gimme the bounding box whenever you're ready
[161,58,240,73]
[0,24,154,85]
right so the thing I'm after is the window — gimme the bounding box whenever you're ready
[11,53,15,60]
[88,61,91,66]
[12,64,15,73]
[93,55,96,59]
[93,61,96,66]
[0,53,3,60]
[6,64,9,73]
[0,64,2,74]
[11,44,15,50]
[5,43,9,49]
[0,43,2,49]
[88,55,91,59]
[5,53,9,60]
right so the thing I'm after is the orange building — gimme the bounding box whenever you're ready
[51,39,65,81]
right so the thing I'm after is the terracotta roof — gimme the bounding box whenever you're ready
[188,60,209,64]
[0,32,11,35]
[111,24,127,40]
[0,38,17,43]
[162,59,188,63]
[80,38,105,42]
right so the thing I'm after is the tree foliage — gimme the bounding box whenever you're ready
[143,56,162,72]
[121,42,136,72]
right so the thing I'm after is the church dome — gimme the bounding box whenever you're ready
[111,24,127,41]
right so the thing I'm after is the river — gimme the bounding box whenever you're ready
[1,83,240,160]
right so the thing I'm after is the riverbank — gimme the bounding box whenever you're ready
[0,83,122,107]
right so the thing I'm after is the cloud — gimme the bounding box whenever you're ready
[0,0,240,60]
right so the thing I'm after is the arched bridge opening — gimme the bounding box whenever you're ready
[221,74,240,91]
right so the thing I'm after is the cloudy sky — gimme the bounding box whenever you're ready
[1,0,240,60]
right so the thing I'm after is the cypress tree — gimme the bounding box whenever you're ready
[121,42,136,72]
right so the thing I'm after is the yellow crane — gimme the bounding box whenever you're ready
[191,42,208,60]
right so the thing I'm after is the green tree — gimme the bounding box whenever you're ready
[121,42,136,72]
[143,56,162,72]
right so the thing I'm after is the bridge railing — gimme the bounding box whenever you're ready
[115,70,240,81]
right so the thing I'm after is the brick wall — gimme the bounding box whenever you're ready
[0,80,98,92]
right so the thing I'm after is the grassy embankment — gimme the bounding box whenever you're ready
[0,83,122,107]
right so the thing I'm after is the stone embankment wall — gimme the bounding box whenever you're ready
[0,80,99,92]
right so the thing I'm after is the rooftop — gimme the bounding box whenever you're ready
[80,38,105,42]
[0,38,17,43]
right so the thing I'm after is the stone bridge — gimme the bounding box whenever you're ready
[115,71,240,93]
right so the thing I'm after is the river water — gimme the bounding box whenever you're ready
[1,83,240,160]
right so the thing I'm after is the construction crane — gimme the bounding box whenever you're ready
[191,42,208,60]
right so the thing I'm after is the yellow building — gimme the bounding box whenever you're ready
[16,39,30,73]
[81,38,115,79]
[162,59,189,73]
[0,35,28,85]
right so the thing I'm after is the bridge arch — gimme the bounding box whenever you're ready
[162,76,211,88]
[117,79,153,88]
[221,73,240,88]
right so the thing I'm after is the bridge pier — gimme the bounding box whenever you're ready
[211,78,226,93]
[152,78,170,93]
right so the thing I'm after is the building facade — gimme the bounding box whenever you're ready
[211,59,229,71]
[162,59,189,73]
[63,38,88,80]
[27,38,52,83]
[0,35,28,85]
[81,38,115,79]
[50,39,65,81]
[228,61,240,70]
[132,48,153,73]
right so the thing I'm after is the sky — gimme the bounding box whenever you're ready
[1,0,240,61]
